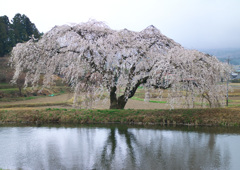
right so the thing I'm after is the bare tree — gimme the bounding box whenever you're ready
[9,20,230,109]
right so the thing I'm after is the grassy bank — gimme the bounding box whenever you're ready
[1,108,240,126]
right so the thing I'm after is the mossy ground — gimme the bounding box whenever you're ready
[1,107,240,126]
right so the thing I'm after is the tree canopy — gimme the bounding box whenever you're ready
[0,13,41,57]
[0,15,12,57]
[10,20,230,109]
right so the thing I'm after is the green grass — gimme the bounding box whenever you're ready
[228,104,240,107]
[0,88,19,92]
[0,101,68,108]
[0,83,15,89]
[149,100,167,104]
[1,107,240,126]
[0,83,9,87]
[0,96,38,102]
[0,87,67,94]
[0,95,45,102]
[228,99,240,103]
[131,96,146,101]
[0,85,69,102]
[131,96,167,103]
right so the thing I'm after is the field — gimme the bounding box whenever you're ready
[0,82,240,126]
[0,83,239,110]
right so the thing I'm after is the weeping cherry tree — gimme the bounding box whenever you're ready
[10,20,230,109]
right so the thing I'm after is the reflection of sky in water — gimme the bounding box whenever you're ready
[0,126,239,169]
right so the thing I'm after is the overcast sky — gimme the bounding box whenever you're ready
[1,0,240,49]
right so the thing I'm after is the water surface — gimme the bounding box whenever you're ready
[0,124,239,170]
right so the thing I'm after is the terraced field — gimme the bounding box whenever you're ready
[0,83,239,110]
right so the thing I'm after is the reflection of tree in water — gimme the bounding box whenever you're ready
[100,128,117,168]
[95,126,138,170]
[185,132,230,169]
[1,127,231,169]
[93,126,230,170]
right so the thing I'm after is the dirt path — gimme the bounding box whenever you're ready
[37,99,173,110]
[0,93,74,105]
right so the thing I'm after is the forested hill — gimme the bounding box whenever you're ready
[199,48,240,65]
[0,13,42,57]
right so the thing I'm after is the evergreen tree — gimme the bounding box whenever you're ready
[0,13,41,57]
[0,15,13,57]
[11,13,37,43]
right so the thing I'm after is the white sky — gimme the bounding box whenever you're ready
[1,0,240,49]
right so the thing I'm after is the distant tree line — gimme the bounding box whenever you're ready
[0,13,42,57]
[201,49,240,65]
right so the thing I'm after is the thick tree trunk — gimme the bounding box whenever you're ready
[109,86,128,109]
[110,96,128,109]
[109,76,149,109]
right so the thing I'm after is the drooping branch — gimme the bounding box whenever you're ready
[10,20,230,109]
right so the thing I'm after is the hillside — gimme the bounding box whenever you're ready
[199,48,240,65]
[0,55,12,83]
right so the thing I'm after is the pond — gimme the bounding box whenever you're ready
[0,124,240,170]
